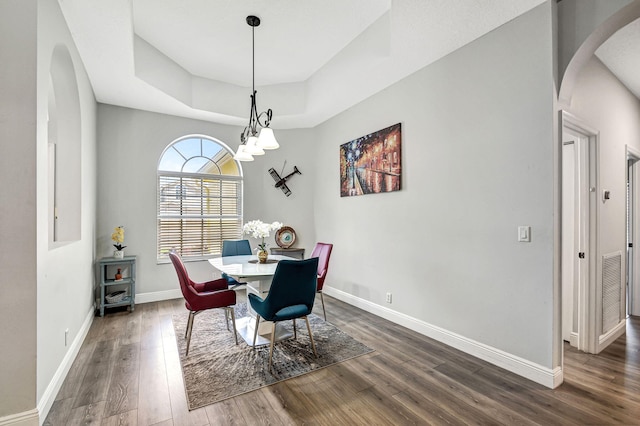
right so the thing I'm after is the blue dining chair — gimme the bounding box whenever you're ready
[249,257,319,372]
[221,239,252,288]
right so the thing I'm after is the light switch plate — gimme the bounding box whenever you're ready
[518,226,531,242]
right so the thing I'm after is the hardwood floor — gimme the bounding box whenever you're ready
[45,294,640,425]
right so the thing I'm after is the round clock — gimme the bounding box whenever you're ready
[275,226,296,248]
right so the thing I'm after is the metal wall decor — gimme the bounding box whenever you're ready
[268,163,301,197]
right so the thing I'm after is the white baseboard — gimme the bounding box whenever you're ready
[569,331,578,348]
[0,409,38,426]
[323,286,559,389]
[36,306,94,425]
[598,319,626,353]
[135,289,182,304]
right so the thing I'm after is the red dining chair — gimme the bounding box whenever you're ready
[169,251,238,355]
[310,242,333,321]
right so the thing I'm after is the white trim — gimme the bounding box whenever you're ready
[0,409,38,426]
[569,331,579,347]
[597,319,626,352]
[561,110,600,354]
[626,145,640,318]
[552,366,564,389]
[36,307,94,425]
[135,289,182,304]
[323,286,559,389]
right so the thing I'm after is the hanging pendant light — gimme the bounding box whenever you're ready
[235,15,279,162]
[233,144,255,162]
[245,135,265,156]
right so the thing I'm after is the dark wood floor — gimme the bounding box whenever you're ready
[44,293,640,425]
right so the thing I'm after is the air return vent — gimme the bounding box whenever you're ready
[602,252,622,334]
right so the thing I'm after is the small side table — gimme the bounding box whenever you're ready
[97,256,136,316]
[270,247,305,259]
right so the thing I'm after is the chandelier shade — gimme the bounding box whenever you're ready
[233,144,255,162]
[245,135,265,155]
[235,15,279,162]
[257,127,279,150]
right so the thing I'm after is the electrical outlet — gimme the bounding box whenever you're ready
[386,292,392,303]
[65,328,69,346]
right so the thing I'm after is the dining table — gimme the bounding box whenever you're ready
[209,254,297,345]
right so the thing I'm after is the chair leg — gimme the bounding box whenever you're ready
[252,315,260,348]
[224,308,230,331]
[229,308,238,345]
[319,291,327,321]
[185,311,193,339]
[185,311,196,356]
[268,321,277,373]
[293,319,297,339]
[304,316,318,358]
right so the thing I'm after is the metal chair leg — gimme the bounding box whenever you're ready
[252,315,260,348]
[229,308,238,345]
[185,311,196,356]
[304,316,318,358]
[268,321,277,373]
[293,318,297,339]
[319,291,327,321]
[224,308,230,331]
[185,311,194,339]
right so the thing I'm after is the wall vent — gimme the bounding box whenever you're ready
[602,252,622,334]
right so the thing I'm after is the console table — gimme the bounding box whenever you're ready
[97,256,136,316]
[270,247,305,259]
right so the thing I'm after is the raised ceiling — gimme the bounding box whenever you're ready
[59,0,560,129]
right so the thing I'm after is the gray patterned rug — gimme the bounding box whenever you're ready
[172,303,373,410]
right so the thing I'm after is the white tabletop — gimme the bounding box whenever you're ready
[208,254,295,281]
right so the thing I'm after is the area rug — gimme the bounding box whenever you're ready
[172,303,373,410]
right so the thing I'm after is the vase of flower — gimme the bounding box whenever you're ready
[242,220,283,264]
[111,226,127,259]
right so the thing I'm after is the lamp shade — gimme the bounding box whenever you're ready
[233,145,254,162]
[257,127,279,150]
[245,135,265,155]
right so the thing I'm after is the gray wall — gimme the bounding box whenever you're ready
[97,2,557,377]
[314,3,556,367]
[568,56,640,327]
[36,0,98,416]
[0,0,38,419]
[570,57,640,253]
[5,1,640,422]
[96,106,316,294]
[0,0,98,421]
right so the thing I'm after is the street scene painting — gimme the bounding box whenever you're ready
[340,123,402,197]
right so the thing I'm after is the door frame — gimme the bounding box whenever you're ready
[561,111,599,354]
[627,145,640,316]
[561,138,577,345]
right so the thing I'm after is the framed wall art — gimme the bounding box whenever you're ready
[339,123,401,197]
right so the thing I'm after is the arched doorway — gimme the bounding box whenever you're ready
[558,0,640,365]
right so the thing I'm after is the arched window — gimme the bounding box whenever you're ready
[157,136,242,261]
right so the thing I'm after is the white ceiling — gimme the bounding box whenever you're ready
[56,0,637,130]
[595,17,640,100]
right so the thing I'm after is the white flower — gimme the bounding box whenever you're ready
[242,220,283,251]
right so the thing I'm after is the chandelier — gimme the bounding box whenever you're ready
[234,15,279,162]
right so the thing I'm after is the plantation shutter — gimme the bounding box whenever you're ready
[157,137,242,261]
